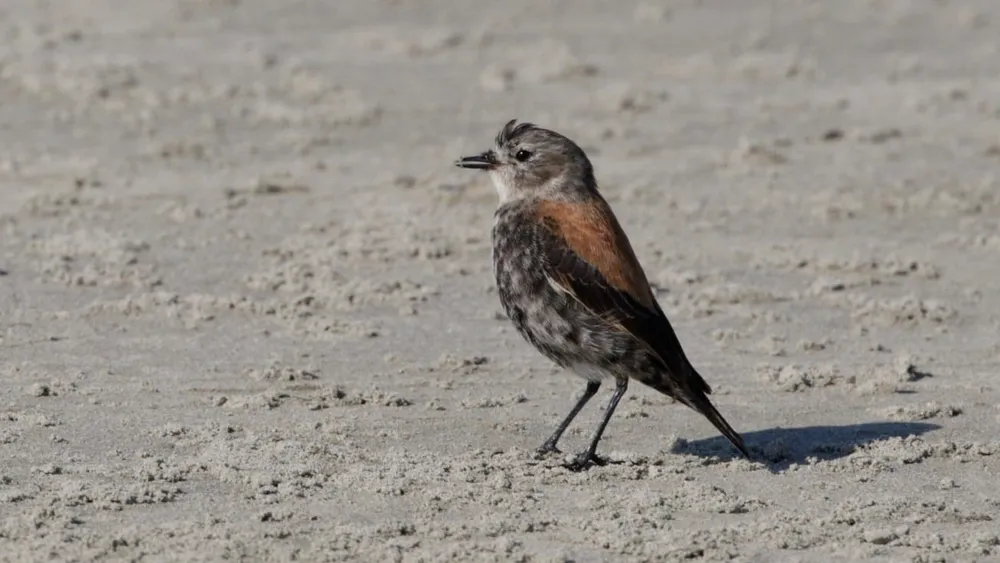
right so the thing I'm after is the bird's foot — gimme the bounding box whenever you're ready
[564,451,606,472]
[535,442,562,457]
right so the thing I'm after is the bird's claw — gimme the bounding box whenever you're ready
[564,451,606,471]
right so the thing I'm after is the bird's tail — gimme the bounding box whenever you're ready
[683,392,750,458]
[639,364,751,458]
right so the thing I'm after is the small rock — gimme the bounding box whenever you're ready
[34,464,63,475]
[821,128,844,141]
[863,528,898,545]
[28,383,52,397]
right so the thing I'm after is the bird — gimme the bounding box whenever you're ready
[455,119,751,470]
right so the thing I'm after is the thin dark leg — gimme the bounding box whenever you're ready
[566,378,628,471]
[537,380,601,455]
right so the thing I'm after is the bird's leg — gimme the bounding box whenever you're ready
[566,378,628,471]
[537,380,600,455]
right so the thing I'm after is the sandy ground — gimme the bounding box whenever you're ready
[1,0,1000,561]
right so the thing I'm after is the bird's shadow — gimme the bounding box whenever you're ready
[672,421,940,472]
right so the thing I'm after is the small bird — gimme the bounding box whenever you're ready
[456,119,750,470]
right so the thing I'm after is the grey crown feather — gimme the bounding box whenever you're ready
[495,119,537,148]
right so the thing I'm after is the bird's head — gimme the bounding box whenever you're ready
[456,119,595,204]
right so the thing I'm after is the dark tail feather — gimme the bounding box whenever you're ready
[639,369,750,458]
[685,393,751,459]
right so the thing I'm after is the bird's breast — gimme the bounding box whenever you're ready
[491,205,589,367]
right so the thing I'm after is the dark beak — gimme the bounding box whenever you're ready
[455,151,497,170]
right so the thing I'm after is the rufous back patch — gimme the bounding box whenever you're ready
[536,198,655,308]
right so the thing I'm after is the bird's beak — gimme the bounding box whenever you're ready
[455,150,497,170]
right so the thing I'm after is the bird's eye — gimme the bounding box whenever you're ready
[515,149,532,162]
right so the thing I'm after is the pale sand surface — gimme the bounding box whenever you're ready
[2,1,1000,561]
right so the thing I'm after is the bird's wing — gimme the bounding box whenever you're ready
[533,198,711,396]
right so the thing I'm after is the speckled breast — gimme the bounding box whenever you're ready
[491,202,589,369]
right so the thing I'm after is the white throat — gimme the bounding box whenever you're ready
[488,169,518,205]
